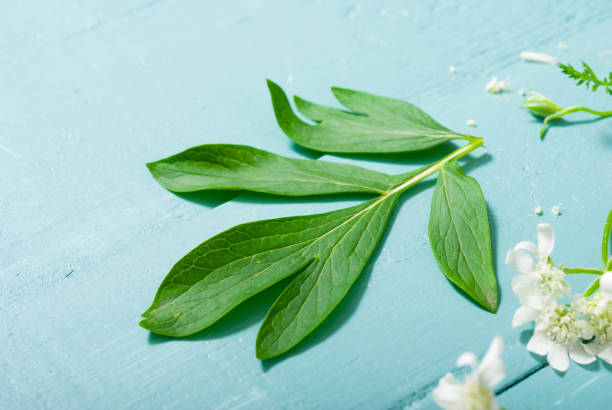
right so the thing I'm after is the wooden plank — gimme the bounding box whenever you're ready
[497,362,612,409]
[1,0,611,408]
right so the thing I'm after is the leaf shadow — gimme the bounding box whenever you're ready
[291,143,323,159]
[147,275,296,345]
[598,130,612,150]
[320,142,461,167]
[173,190,239,208]
[487,203,503,307]
[260,181,437,371]
[230,192,378,207]
[529,115,608,141]
[458,152,493,174]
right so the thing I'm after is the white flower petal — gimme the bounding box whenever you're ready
[514,241,540,259]
[568,343,596,365]
[512,305,540,327]
[431,373,464,409]
[596,346,612,364]
[600,271,612,296]
[477,336,506,388]
[512,275,546,309]
[536,223,555,261]
[583,343,605,356]
[527,331,553,356]
[505,249,536,273]
[547,343,569,372]
[456,352,478,368]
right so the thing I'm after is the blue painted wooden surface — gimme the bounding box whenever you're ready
[2,1,611,408]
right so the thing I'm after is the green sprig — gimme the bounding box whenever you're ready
[559,61,612,95]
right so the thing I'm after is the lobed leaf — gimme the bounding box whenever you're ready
[267,79,468,154]
[147,144,403,196]
[256,192,399,358]
[428,161,497,312]
[140,188,406,346]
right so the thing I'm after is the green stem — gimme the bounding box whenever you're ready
[392,138,483,195]
[540,105,612,139]
[580,107,612,116]
[564,267,604,275]
[602,209,612,266]
[584,277,600,297]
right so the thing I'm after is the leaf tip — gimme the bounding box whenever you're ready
[484,300,498,314]
[255,338,274,360]
[266,78,281,92]
[479,290,498,313]
[139,318,152,331]
[330,86,351,99]
[145,161,157,174]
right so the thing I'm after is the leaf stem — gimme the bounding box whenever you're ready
[391,138,484,196]
[540,105,612,138]
[563,267,603,275]
[602,208,612,266]
[584,277,600,297]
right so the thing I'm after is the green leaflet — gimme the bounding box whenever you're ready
[428,161,497,312]
[256,193,398,358]
[147,144,404,196]
[602,208,612,266]
[140,189,403,341]
[267,79,469,153]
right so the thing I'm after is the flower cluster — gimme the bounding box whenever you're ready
[432,336,505,410]
[506,223,612,371]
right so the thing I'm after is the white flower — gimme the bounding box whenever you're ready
[526,302,595,372]
[573,293,612,364]
[505,223,569,314]
[600,271,612,297]
[432,337,505,410]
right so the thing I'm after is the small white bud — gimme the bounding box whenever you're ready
[466,119,477,127]
[551,205,561,216]
[534,206,542,215]
[523,91,564,118]
[449,65,457,73]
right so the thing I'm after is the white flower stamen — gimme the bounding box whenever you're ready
[536,303,587,345]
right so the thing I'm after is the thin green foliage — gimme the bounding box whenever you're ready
[559,61,612,95]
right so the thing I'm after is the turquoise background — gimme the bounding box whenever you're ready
[1,1,611,408]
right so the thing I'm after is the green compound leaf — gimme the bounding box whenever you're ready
[141,80,497,360]
[428,161,497,312]
[147,144,404,196]
[267,79,469,154]
[140,190,402,347]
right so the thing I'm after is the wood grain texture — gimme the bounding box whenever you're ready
[1,0,611,408]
